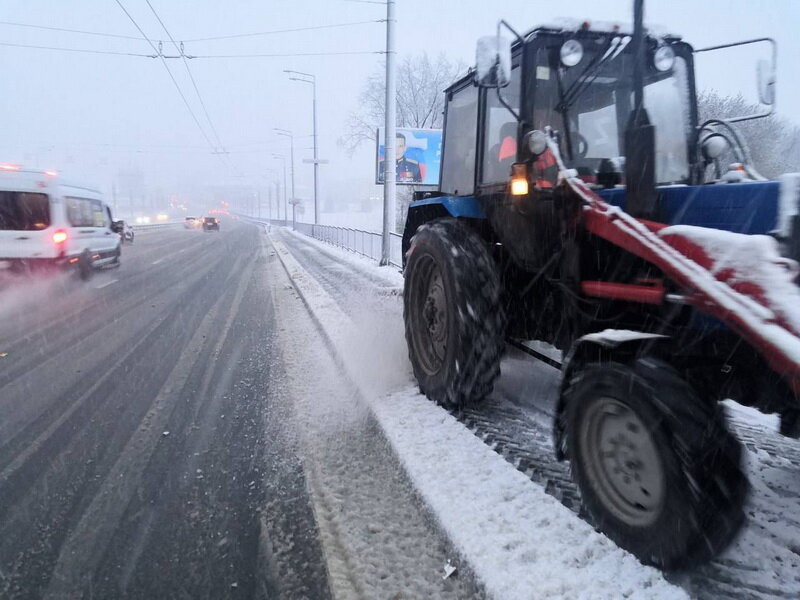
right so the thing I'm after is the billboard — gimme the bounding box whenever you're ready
[376,127,442,186]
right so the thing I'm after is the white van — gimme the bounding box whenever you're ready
[0,166,121,279]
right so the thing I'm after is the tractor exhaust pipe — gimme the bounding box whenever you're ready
[624,0,657,219]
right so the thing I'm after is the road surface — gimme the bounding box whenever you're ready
[0,222,330,599]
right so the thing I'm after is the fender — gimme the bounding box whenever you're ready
[553,329,669,460]
[402,196,487,266]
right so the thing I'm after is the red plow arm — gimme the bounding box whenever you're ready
[562,172,800,396]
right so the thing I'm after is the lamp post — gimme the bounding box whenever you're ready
[272,154,288,225]
[284,70,320,224]
[274,128,296,229]
[381,0,396,266]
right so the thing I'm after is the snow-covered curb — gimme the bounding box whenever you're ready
[269,235,687,600]
[284,226,405,288]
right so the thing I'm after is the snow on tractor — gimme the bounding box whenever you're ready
[401,0,800,569]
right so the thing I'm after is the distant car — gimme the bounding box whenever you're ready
[0,167,121,279]
[117,220,134,244]
[184,216,200,229]
[202,217,220,232]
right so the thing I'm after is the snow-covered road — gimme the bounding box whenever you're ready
[272,224,800,600]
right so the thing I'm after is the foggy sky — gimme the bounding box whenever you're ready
[0,0,797,221]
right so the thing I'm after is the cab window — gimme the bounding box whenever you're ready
[481,65,521,184]
[441,84,479,196]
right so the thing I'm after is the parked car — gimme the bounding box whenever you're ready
[202,217,220,232]
[116,220,134,244]
[0,166,121,279]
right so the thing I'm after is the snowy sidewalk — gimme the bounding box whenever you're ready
[273,225,800,600]
[269,228,686,600]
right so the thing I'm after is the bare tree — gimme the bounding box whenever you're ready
[340,52,464,230]
[697,90,800,179]
[340,52,465,155]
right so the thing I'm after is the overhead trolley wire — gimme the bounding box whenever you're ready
[0,18,383,46]
[113,0,224,166]
[189,50,381,59]
[182,19,383,42]
[0,40,153,57]
[0,20,143,40]
[144,0,227,153]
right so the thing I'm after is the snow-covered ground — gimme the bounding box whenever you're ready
[266,224,800,599]
[263,234,479,598]
[267,228,687,599]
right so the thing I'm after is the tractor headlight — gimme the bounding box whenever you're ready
[653,45,675,72]
[525,130,548,156]
[560,39,583,67]
[700,133,729,160]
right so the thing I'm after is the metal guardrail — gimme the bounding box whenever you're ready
[240,215,403,268]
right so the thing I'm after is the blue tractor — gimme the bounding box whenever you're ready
[401,0,800,569]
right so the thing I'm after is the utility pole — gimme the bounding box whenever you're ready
[275,179,286,221]
[285,70,326,225]
[275,129,296,229]
[312,82,318,224]
[272,154,288,224]
[381,0,397,266]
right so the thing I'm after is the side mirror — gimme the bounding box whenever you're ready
[757,59,775,105]
[475,35,511,88]
[111,221,124,233]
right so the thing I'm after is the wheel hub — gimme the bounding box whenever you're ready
[410,256,449,376]
[424,272,447,359]
[582,398,666,527]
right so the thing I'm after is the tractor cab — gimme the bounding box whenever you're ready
[407,20,790,273]
[480,22,697,192]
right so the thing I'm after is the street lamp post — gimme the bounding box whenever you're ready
[272,153,288,225]
[274,128,296,230]
[284,70,320,225]
[381,0,397,266]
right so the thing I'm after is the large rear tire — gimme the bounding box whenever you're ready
[563,358,748,569]
[404,218,505,409]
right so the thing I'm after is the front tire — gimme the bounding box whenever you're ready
[77,250,93,281]
[563,358,747,569]
[403,218,505,408]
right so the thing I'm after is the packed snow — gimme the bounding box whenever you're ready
[268,231,687,600]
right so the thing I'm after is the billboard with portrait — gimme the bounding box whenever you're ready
[375,127,442,186]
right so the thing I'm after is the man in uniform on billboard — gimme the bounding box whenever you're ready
[378,132,422,183]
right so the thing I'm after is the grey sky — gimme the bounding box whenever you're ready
[0,1,797,218]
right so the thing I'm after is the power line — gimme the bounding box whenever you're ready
[0,40,153,57]
[144,0,226,153]
[0,41,377,60]
[0,20,143,40]
[190,50,381,59]
[0,18,383,45]
[113,0,219,160]
[183,19,383,42]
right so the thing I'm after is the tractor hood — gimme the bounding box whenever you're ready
[597,177,800,263]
